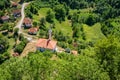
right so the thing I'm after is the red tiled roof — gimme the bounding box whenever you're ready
[71,50,78,55]
[36,39,57,50]
[12,2,18,6]
[23,18,32,24]
[28,27,38,33]
[13,9,21,14]
[12,52,19,57]
[1,16,9,20]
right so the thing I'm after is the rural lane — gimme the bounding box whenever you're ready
[14,2,38,42]
[15,3,29,34]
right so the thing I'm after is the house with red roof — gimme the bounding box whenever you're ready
[13,9,21,17]
[23,18,32,28]
[11,2,18,7]
[36,39,57,52]
[36,29,57,52]
[12,52,19,57]
[1,16,10,22]
[28,27,38,35]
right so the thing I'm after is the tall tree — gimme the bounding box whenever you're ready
[46,10,55,23]
[54,5,66,22]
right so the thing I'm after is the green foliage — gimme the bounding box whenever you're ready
[33,21,38,27]
[25,3,39,18]
[54,5,66,22]
[83,23,105,42]
[0,52,110,80]
[0,34,9,63]
[85,15,98,26]
[0,24,8,31]
[95,36,120,80]
[0,0,10,10]
[71,12,79,25]
[29,5,38,14]
[101,20,120,37]
[95,0,120,20]
[72,23,85,40]
[55,31,68,42]
[19,33,24,41]
[40,17,46,27]
[1,1,118,79]
[24,0,35,2]
[39,30,47,38]
[57,42,67,48]
[46,10,55,23]
[14,38,28,54]
[13,28,19,37]
[0,11,4,17]
[58,0,88,9]
[0,34,9,54]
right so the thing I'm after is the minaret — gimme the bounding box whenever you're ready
[47,28,52,46]
[48,29,52,40]
[48,24,52,40]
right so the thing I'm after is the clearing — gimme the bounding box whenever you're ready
[20,41,37,57]
[33,8,73,37]
[33,8,105,42]
[83,23,106,42]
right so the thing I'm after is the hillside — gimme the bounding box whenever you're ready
[83,23,106,42]
[0,0,120,80]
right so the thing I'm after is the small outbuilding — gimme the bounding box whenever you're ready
[28,27,38,35]
[71,50,78,55]
[23,18,32,28]
[1,16,10,22]
[11,2,18,7]
[13,9,21,17]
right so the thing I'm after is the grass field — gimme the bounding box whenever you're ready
[33,8,105,42]
[54,19,72,37]
[33,8,51,22]
[7,38,15,55]
[83,23,106,42]
[33,8,73,37]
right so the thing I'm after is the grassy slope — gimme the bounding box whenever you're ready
[33,8,105,42]
[33,8,73,37]
[7,38,15,55]
[54,19,72,37]
[33,8,51,22]
[83,23,106,42]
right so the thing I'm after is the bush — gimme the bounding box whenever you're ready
[65,48,71,53]
[19,33,24,41]
[14,38,28,54]
[58,42,67,48]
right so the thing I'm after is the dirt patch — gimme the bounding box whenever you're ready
[20,41,36,57]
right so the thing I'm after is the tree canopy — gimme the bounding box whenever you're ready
[0,52,110,80]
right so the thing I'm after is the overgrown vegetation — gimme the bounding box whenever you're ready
[0,51,110,80]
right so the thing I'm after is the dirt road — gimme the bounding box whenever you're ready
[15,3,29,34]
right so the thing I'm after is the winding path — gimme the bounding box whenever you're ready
[14,2,38,57]
[15,2,38,40]
[15,3,29,34]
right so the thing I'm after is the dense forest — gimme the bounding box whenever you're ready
[0,0,120,80]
